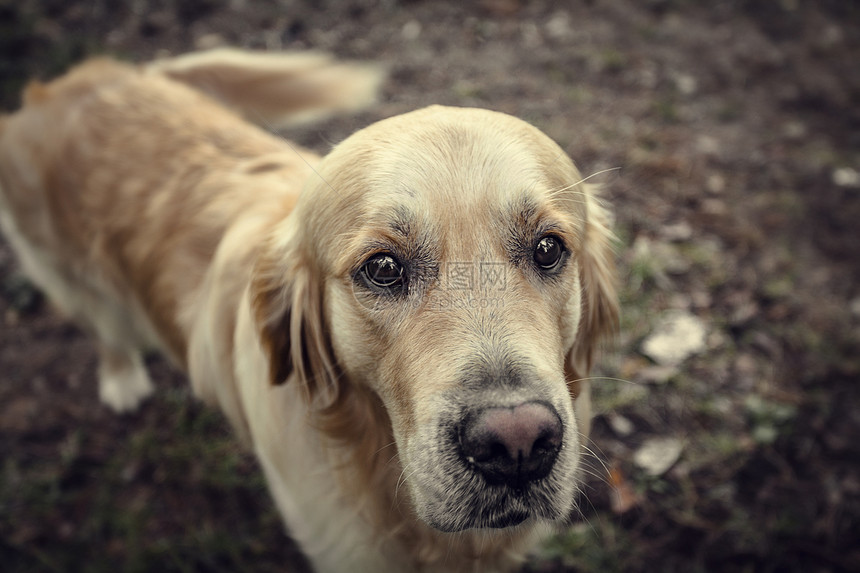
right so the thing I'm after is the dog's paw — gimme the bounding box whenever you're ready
[98,359,155,413]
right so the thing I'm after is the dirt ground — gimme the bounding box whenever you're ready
[1,0,858,571]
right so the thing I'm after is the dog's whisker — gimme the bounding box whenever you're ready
[547,167,622,197]
[576,463,612,486]
[522,149,569,196]
[394,462,423,502]
[374,440,398,456]
[579,440,611,469]
[568,375,637,386]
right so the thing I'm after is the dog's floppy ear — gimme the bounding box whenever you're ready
[567,188,620,384]
[250,232,338,404]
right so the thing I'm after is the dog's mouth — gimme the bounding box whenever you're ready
[484,510,529,529]
[430,503,531,533]
[421,477,560,532]
[408,406,578,533]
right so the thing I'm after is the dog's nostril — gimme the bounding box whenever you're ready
[485,442,510,462]
[533,433,556,455]
[460,401,563,488]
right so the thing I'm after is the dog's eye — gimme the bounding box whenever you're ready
[533,235,564,270]
[361,254,404,290]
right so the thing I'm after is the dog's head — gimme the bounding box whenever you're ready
[252,106,618,532]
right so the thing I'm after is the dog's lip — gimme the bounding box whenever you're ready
[482,509,529,529]
[429,509,530,532]
[423,479,540,532]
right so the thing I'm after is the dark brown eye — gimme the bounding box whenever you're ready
[361,254,404,290]
[534,236,564,270]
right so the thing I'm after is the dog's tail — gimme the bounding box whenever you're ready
[146,48,385,129]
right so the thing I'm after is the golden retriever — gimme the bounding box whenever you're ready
[0,49,618,572]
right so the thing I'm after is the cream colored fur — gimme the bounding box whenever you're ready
[0,49,617,572]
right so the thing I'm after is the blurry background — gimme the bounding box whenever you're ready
[0,1,858,571]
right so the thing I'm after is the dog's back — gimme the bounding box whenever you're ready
[0,50,381,412]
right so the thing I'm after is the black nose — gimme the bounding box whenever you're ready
[459,401,563,488]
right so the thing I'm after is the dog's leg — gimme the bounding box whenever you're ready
[97,344,154,413]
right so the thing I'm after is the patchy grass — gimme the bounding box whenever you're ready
[0,390,306,573]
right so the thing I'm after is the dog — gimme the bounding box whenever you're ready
[0,50,618,572]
